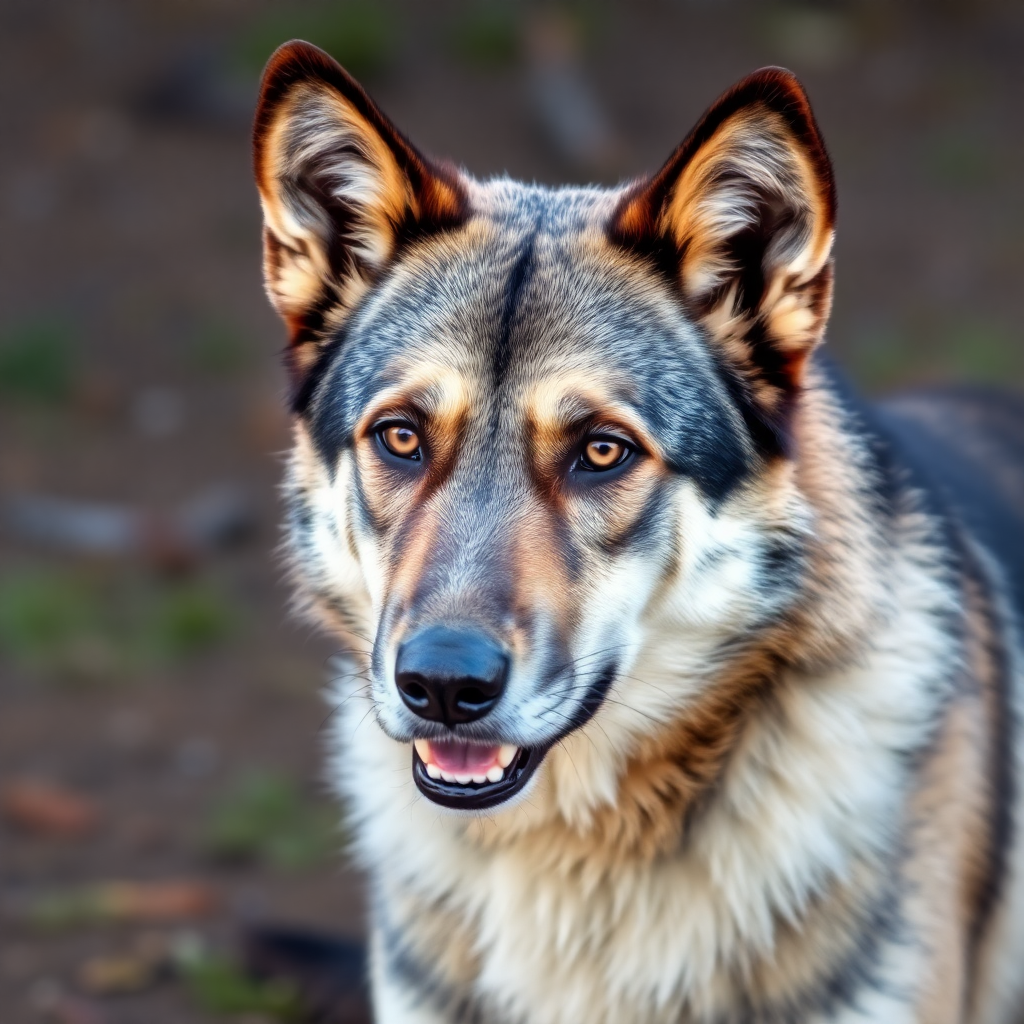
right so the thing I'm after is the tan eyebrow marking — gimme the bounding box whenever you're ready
[356,363,475,449]
[525,375,660,462]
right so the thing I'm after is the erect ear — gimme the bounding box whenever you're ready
[610,67,835,447]
[253,41,468,389]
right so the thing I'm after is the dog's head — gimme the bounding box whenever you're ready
[254,43,834,813]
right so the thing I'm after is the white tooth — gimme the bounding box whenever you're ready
[454,773,472,785]
[426,763,441,780]
[486,765,504,783]
[498,744,518,768]
[472,774,487,784]
[413,739,431,762]
[441,771,456,783]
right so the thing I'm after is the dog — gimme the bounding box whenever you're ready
[253,40,1024,1024]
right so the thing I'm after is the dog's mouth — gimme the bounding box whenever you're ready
[411,738,543,809]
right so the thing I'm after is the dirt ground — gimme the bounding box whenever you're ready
[1,1,1023,1022]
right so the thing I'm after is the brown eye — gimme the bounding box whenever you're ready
[581,437,630,471]
[380,424,422,460]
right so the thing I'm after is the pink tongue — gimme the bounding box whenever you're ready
[428,739,500,774]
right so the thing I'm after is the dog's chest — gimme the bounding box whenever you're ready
[371,824,928,1024]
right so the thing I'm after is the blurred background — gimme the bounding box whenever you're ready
[1,1,1023,1021]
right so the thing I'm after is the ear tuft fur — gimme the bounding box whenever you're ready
[610,68,835,447]
[253,41,468,388]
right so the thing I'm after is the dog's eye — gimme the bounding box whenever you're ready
[580,437,631,471]
[379,424,422,460]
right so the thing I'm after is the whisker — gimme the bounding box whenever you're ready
[556,736,587,789]
[546,642,636,678]
[539,686,668,729]
[318,685,375,732]
[326,666,373,680]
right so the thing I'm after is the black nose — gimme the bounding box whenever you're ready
[394,626,509,725]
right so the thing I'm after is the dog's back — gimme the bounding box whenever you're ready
[877,388,1024,614]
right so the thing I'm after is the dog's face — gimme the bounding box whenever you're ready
[255,44,835,812]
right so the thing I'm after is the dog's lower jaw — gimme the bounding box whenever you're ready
[411,741,543,811]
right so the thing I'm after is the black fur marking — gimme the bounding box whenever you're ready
[563,665,619,734]
[293,327,349,418]
[376,898,491,1024]
[598,484,669,555]
[706,339,791,461]
[305,333,400,472]
[759,535,805,590]
[605,316,752,503]
[492,233,538,388]
[959,540,1016,999]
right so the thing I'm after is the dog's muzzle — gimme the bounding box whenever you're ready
[393,625,546,808]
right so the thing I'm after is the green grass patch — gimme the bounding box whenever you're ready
[450,2,520,67]
[177,946,300,1019]
[0,570,115,679]
[189,318,247,375]
[235,2,398,78]
[0,571,92,663]
[0,569,235,682]
[0,319,74,402]
[925,131,995,188]
[938,319,1019,382]
[145,585,233,661]
[850,317,1022,392]
[204,770,339,870]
